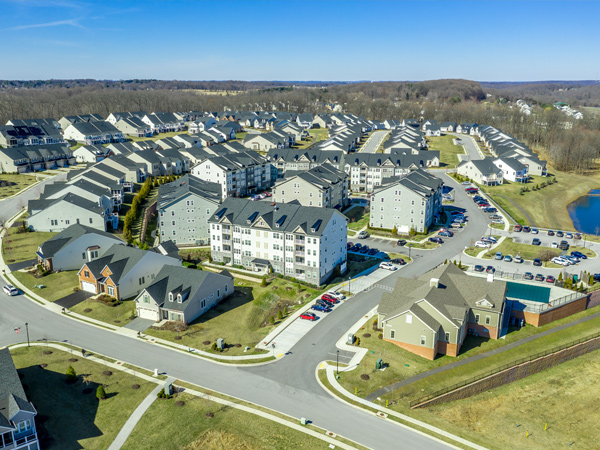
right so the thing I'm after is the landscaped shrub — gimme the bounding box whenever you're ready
[96,385,107,400]
[65,365,77,384]
[277,310,282,320]
[378,333,383,339]
[261,275,267,287]
[372,319,378,331]
[269,316,275,324]
[211,343,217,351]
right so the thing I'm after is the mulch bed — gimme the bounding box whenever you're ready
[68,358,78,362]
[174,336,182,340]
[39,364,47,368]
[84,308,93,313]
[205,412,214,418]
[102,370,113,376]
[361,374,370,381]
[175,401,185,407]
[363,333,371,338]
[132,384,140,390]
[42,351,52,355]
[203,341,211,345]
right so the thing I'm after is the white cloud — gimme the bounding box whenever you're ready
[6,18,84,31]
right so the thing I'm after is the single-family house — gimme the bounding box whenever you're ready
[457,159,503,186]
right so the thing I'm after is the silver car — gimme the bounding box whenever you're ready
[3,285,18,296]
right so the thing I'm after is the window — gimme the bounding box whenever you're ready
[51,219,58,226]
[445,332,450,342]
[82,252,86,259]
[89,217,93,224]
[139,276,145,286]
[107,286,115,296]
[84,270,90,278]
[65,220,70,225]
[405,314,412,324]
[485,315,491,325]
[390,330,395,339]
[420,335,426,346]
[143,294,149,304]
[475,314,480,323]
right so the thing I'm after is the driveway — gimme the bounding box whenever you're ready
[55,290,94,309]
[123,317,157,333]
[359,130,389,153]
[7,259,36,271]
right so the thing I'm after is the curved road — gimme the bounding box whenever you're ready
[0,173,488,449]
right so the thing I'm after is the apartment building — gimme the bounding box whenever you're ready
[369,169,443,233]
[266,148,345,178]
[208,198,347,285]
[190,151,274,199]
[272,163,349,209]
[157,174,222,245]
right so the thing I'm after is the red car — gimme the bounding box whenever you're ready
[263,192,272,197]
[546,275,556,283]
[300,312,317,321]
[320,294,339,304]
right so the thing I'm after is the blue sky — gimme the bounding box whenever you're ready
[1,0,599,81]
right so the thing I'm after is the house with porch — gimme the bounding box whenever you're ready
[377,263,507,360]
[456,159,503,186]
[77,244,180,300]
[493,157,529,183]
[134,265,234,323]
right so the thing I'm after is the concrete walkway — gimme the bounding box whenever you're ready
[365,309,600,401]
[107,376,176,450]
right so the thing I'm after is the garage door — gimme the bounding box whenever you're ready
[138,308,158,321]
[81,281,97,293]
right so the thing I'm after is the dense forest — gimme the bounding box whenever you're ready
[0,78,599,173]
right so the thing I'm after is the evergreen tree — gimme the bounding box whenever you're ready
[96,385,107,400]
[66,365,77,384]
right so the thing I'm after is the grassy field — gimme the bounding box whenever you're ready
[10,346,154,450]
[145,276,322,355]
[339,306,600,402]
[12,270,79,302]
[70,299,137,327]
[345,206,369,231]
[425,349,600,450]
[479,238,596,262]
[481,171,600,230]
[2,229,57,263]
[0,174,38,198]
[427,135,465,167]
[121,391,346,450]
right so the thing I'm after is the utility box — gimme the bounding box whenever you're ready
[347,333,354,345]
[376,358,384,370]
[300,417,307,425]
[217,338,224,350]
[164,382,173,396]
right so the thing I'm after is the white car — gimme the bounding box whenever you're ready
[482,236,498,243]
[461,181,471,185]
[551,257,570,266]
[514,255,523,263]
[379,262,398,271]
[326,291,346,301]
[491,219,505,224]
[475,241,491,248]
[551,241,558,248]
[3,285,18,296]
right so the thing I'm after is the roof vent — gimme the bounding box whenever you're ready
[430,278,439,288]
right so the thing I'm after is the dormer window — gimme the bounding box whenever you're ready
[169,293,174,302]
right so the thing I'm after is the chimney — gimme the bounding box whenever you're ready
[430,278,439,288]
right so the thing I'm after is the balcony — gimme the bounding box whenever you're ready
[295,257,305,264]
[295,250,305,256]
[294,236,305,244]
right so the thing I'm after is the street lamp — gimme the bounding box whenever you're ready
[348,277,351,294]
[408,244,412,260]
[271,343,276,358]
[25,323,29,347]
[336,349,339,375]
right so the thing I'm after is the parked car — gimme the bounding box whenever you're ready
[347,242,354,250]
[357,230,369,239]
[504,254,513,262]
[397,239,407,246]
[452,218,465,224]
[533,258,542,266]
[546,275,556,283]
[359,246,370,254]
[316,299,330,308]
[311,304,330,313]
[532,238,541,246]
[367,248,379,256]
[523,272,534,280]
[474,265,485,272]
[250,195,260,201]
[484,236,498,243]
[559,241,570,251]
[300,312,317,321]
[461,181,471,185]
[514,255,523,263]
[523,226,531,233]
[551,241,558,248]
[379,262,398,271]
[531,228,539,234]
[556,231,564,237]
[514,225,522,232]
[571,251,587,260]
[3,285,18,296]
[491,219,505,224]
[551,256,570,266]
[483,207,498,213]
[321,294,339,303]
[547,230,555,236]
[429,237,443,244]
[475,241,490,248]
[450,210,465,216]
[439,230,453,237]
[486,266,495,273]
[535,274,545,282]
[594,274,600,283]
[262,191,272,197]
[564,255,580,264]
[391,258,406,265]
[494,251,503,260]
[489,214,502,220]
[566,233,573,239]
[326,291,345,301]
[574,233,582,240]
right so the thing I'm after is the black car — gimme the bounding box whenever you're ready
[474,265,484,272]
[483,207,497,213]
[397,239,407,246]
[533,258,542,266]
[486,266,495,273]
[350,245,360,252]
[523,226,531,233]
[535,274,545,282]
[559,240,569,250]
[391,258,406,265]
[547,230,555,236]
[532,238,541,245]
[556,231,564,237]
[367,248,378,256]
[359,246,370,254]
[429,237,443,244]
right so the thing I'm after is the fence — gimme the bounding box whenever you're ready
[409,330,600,408]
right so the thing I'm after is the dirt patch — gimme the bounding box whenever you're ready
[175,400,185,407]
[42,350,52,355]
[68,358,78,362]
[39,363,47,368]
[132,384,140,390]
[102,370,113,376]
[361,374,370,381]
[84,308,93,313]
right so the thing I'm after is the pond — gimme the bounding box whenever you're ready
[567,189,600,235]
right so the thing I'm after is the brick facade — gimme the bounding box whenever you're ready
[383,338,437,360]
[467,322,499,339]
[511,297,587,327]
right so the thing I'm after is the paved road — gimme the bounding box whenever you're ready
[359,130,389,153]
[0,173,491,449]
[450,133,482,161]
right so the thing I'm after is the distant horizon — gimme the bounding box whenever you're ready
[1,0,599,80]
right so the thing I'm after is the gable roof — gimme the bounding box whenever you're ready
[38,223,122,258]
[0,348,36,429]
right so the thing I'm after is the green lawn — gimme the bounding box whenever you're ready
[426,135,465,167]
[69,299,137,327]
[0,174,38,198]
[481,171,600,230]
[10,346,154,450]
[2,229,57,263]
[293,128,329,149]
[12,270,79,302]
[339,306,600,402]
[145,277,322,355]
[345,206,370,231]
[479,238,596,262]
[121,391,348,450]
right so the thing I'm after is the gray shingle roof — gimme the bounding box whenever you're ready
[158,174,222,209]
[0,348,36,429]
[38,223,122,258]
